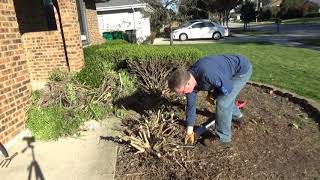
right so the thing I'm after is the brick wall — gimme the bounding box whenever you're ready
[15,0,84,80]
[14,0,68,80]
[0,0,86,144]
[84,0,105,45]
[21,32,68,80]
[58,0,84,72]
[0,0,32,144]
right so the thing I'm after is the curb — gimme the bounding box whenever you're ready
[249,81,320,120]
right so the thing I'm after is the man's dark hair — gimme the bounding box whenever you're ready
[168,68,190,90]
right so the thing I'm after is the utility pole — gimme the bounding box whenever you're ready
[256,0,259,23]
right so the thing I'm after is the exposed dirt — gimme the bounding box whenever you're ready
[115,84,320,180]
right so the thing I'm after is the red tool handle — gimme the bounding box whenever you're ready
[235,100,249,109]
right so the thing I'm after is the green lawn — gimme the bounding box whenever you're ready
[282,17,320,24]
[177,43,320,102]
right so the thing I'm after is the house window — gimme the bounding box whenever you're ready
[43,0,56,30]
[76,0,89,44]
[13,0,57,34]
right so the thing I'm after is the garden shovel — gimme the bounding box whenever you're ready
[194,120,215,136]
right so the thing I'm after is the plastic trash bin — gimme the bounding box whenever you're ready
[102,32,113,41]
[124,30,137,43]
[112,31,124,40]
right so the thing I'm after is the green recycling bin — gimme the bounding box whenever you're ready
[112,31,124,40]
[102,32,113,41]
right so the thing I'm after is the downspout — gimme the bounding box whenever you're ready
[53,0,70,72]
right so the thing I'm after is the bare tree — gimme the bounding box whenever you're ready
[142,0,180,32]
[203,0,242,27]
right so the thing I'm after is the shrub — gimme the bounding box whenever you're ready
[282,7,304,19]
[156,32,170,38]
[304,12,320,18]
[113,71,137,100]
[27,105,84,140]
[77,50,115,87]
[85,102,107,120]
[103,39,129,46]
[95,45,202,94]
[31,91,41,105]
[49,68,67,82]
[96,44,202,67]
[78,44,201,95]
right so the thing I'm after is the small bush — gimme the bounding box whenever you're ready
[156,32,170,38]
[304,12,320,18]
[49,68,67,82]
[77,53,115,87]
[113,71,137,100]
[85,102,107,120]
[31,91,41,105]
[27,105,84,140]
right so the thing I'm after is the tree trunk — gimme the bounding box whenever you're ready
[225,10,230,28]
[243,23,248,31]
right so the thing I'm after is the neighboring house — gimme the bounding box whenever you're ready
[0,0,103,147]
[96,0,152,43]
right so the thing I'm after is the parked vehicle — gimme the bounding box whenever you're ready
[172,20,229,41]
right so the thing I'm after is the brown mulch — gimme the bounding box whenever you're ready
[115,84,320,180]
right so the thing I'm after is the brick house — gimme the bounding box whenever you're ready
[0,0,105,146]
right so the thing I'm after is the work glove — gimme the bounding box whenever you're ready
[184,132,195,145]
[185,126,195,144]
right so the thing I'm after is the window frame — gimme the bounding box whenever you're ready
[76,0,89,45]
[204,22,215,27]
[191,22,205,29]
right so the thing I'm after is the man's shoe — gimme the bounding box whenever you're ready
[202,135,231,147]
[232,114,243,128]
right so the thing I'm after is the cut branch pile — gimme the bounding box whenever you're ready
[37,75,116,109]
[119,109,184,157]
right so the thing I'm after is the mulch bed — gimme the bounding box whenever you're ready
[115,84,320,179]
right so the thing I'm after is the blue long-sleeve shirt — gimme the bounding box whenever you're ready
[185,54,251,126]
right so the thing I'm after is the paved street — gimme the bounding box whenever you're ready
[154,23,320,51]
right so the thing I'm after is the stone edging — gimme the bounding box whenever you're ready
[248,81,320,119]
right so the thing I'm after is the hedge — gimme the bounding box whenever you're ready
[77,44,202,88]
[99,45,202,66]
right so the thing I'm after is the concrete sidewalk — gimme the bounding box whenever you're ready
[0,118,121,180]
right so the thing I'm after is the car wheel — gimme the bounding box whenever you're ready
[179,33,188,41]
[212,32,221,40]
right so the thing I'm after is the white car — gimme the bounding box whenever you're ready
[173,20,229,41]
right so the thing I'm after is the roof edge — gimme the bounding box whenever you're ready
[96,3,147,11]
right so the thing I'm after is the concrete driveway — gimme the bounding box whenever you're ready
[0,118,121,180]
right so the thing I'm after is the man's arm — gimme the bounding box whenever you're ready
[186,90,197,133]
